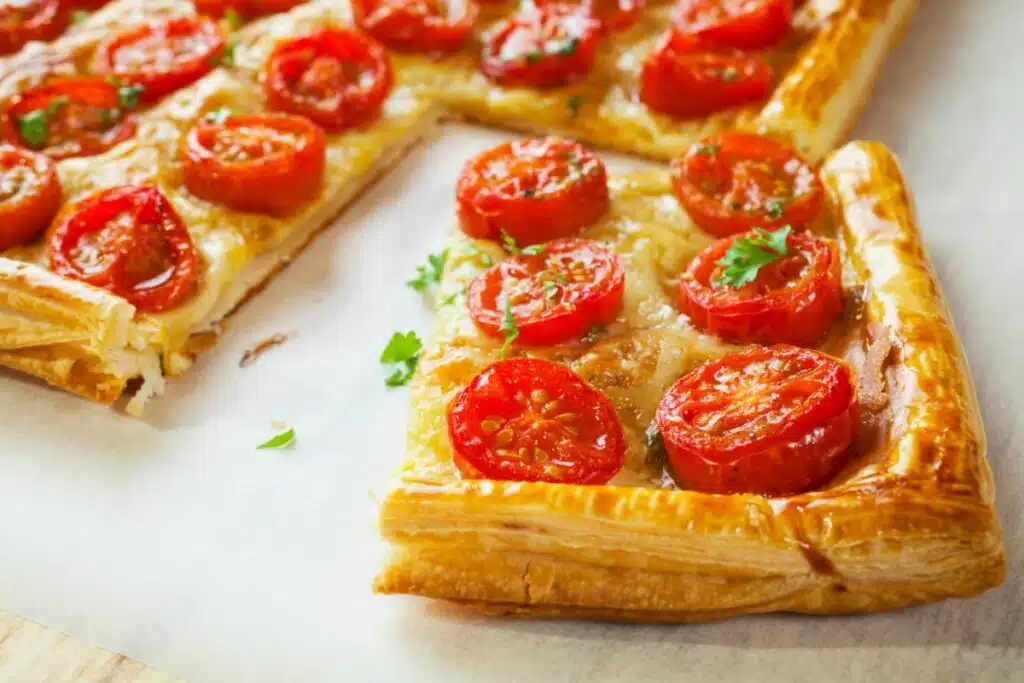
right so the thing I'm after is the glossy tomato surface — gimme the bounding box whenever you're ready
[680,229,842,345]
[352,0,478,54]
[456,137,609,245]
[264,28,393,131]
[48,185,199,312]
[468,238,625,346]
[672,132,823,237]
[0,0,67,56]
[182,112,326,216]
[673,0,793,50]
[448,357,626,484]
[656,345,857,496]
[0,145,61,250]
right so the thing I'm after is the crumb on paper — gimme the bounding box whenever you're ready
[240,332,294,368]
[271,419,288,431]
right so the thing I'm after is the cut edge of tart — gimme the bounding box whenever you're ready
[373,140,1006,622]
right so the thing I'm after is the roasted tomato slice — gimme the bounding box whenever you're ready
[0,145,61,250]
[468,238,625,346]
[656,345,857,496]
[3,78,138,160]
[673,0,793,50]
[448,357,626,484]
[456,137,609,246]
[672,132,823,237]
[481,5,601,88]
[264,28,393,131]
[535,0,644,33]
[680,228,842,345]
[194,0,306,18]
[352,0,478,54]
[91,17,226,102]
[48,185,199,312]
[639,34,773,120]
[0,0,66,56]
[182,112,325,216]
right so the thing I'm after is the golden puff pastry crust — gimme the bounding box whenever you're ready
[393,0,918,162]
[373,141,1006,621]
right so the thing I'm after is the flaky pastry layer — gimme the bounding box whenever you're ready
[374,141,1005,621]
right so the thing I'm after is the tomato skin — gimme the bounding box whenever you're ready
[0,145,61,251]
[352,0,478,54]
[182,113,325,216]
[673,0,793,50]
[0,0,67,56]
[467,238,625,346]
[194,0,306,17]
[481,5,601,88]
[456,137,609,246]
[639,34,773,120]
[448,357,626,484]
[48,185,199,313]
[672,132,823,237]
[91,17,226,102]
[264,28,393,132]
[656,345,857,496]
[680,230,842,346]
[3,78,138,160]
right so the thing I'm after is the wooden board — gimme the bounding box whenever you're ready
[0,611,179,683]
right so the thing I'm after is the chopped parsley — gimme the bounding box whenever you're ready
[764,198,786,220]
[71,9,89,24]
[381,331,423,387]
[566,94,584,117]
[17,110,49,149]
[204,106,233,124]
[407,249,448,292]
[222,7,244,30]
[553,37,579,57]
[117,85,144,109]
[439,286,466,307]
[714,226,791,289]
[501,231,545,256]
[213,39,239,67]
[525,51,544,64]
[46,96,69,116]
[257,427,296,450]
[693,143,721,156]
[464,242,494,267]
[541,280,560,301]
[499,296,519,357]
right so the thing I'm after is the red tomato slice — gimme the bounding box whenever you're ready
[194,0,306,18]
[91,17,226,102]
[680,229,842,345]
[0,145,61,250]
[467,238,625,346]
[48,185,199,312]
[672,132,823,237]
[3,78,138,160]
[456,137,609,246]
[448,357,626,484]
[656,345,857,496]
[0,0,67,56]
[182,112,326,216]
[639,34,773,119]
[481,5,601,88]
[264,28,393,132]
[673,0,793,50]
[535,0,644,33]
[352,0,478,54]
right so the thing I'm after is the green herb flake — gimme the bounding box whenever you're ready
[525,50,544,64]
[214,39,239,67]
[407,249,448,292]
[17,110,49,149]
[499,296,519,357]
[553,37,579,57]
[71,9,90,24]
[381,330,423,387]
[541,280,559,301]
[117,85,144,109]
[440,286,466,307]
[693,143,721,157]
[713,226,791,289]
[223,7,244,30]
[257,427,296,450]
[204,106,233,124]
[566,94,584,117]
[764,198,786,220]
[465,242,494,267]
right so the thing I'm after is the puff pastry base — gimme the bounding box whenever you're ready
[373,141,1006,621]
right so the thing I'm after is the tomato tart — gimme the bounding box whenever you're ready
[374,136,1005,621]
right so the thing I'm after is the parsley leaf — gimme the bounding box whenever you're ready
[257,427,296,450]
[213,39,239,67]
[525,51,544,64]
[566,94,583,117]
[553,37,579,56]
[500,231,545,256]
[499,296,519,357]
[46,96,69,116]
[71,9,89,24]
[464,242,494,266]
[204,106,233,124]
[17,110,49,149]
[117,85,144,109]
[714,226,791,289]
[381,331,422,387]
[223,7,244,30]
[541,280,559,301]
[407,249,448,292]
[765,198,786,220]
[440,286,466,307]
